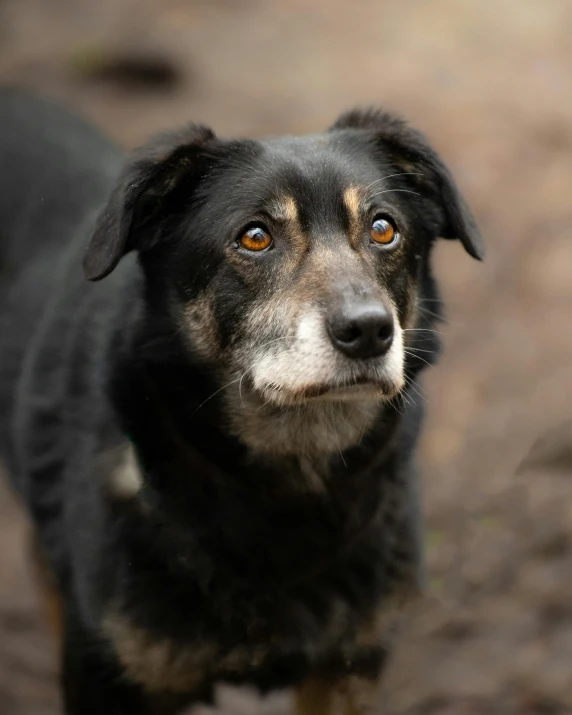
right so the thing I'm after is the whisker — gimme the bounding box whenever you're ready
[404,376,427,404]
[396,391,410,410]
[402,346,435,354]
[400,383,416,406]
[364,172,425,192]
[409,384,427,403]
[190,375,243,416]
[416,305,445,322]
[255,396,274,412]
[334,419,348,468]
[404,349,433,368]
[253,336,293,352]
[388,399,405,417]
[370,189,421,198]
[238,370,248,408]
[358,415,371,442]
[403,328,444,335]
[413,379,428,398]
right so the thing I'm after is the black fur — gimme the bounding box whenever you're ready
[0,89,482,714]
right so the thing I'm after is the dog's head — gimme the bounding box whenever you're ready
[85,109,482,414]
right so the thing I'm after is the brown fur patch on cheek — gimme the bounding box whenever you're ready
[182,291,220,360]
[103,611,218,694]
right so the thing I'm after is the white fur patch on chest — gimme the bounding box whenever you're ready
[103,443,144,499]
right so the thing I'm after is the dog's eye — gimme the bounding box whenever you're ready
[238,226,273,252]
[370,216,399,246]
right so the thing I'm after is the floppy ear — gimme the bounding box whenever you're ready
[331,108,484,260]
[83,123,216,281]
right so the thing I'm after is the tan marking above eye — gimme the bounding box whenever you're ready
[266,195,299,223]
[370,217,397,245]
[343,187,362,225]
[239,226,273,252]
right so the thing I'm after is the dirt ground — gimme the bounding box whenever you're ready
[1,1,572,713]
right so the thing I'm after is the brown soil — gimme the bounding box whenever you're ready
[1,1,572,713]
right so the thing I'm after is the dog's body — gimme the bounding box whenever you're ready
[0,89,482,714]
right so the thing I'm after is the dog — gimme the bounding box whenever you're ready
[0,88,483,714]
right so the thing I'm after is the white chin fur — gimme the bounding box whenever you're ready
[250,308,404,406]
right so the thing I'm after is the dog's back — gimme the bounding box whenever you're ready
[0,89,120,275]
[0,89,122,488]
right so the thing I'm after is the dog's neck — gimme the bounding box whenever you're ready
[107,325,418,590]
[108,351,413,590]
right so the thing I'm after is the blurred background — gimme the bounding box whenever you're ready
[1,1,571,713]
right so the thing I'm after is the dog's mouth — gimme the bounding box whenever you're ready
[257,375,401,405]
[302,378,384,399]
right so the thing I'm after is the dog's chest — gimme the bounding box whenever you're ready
[101,441,419,697]
[103,583,400,698]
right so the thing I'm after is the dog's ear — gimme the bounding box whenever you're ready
[83,123,216,281]
[331,108,484,260]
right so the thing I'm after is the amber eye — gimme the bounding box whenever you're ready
[238,226,273,252]
[370,216,399,246]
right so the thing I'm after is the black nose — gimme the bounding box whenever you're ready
[327,303,394,359]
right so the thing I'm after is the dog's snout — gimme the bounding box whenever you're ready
[327,303,394,359]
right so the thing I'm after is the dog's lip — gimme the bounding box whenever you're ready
[300,378,381,399]
[255,375,400,404]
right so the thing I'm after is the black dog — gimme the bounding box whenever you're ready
[0,88,483,715]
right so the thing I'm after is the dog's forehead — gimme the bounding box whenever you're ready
[196,132,406,241]
[258,133,382,187]
[213,133,387,222]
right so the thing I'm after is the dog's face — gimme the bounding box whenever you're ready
[85,109,482,414]
[174,137,420,408]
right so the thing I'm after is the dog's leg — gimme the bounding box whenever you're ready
[62,612,155,715]
[29,536,64,648]
[294,677,336,715]
[294,675,383,715]
[337,675,383,715]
